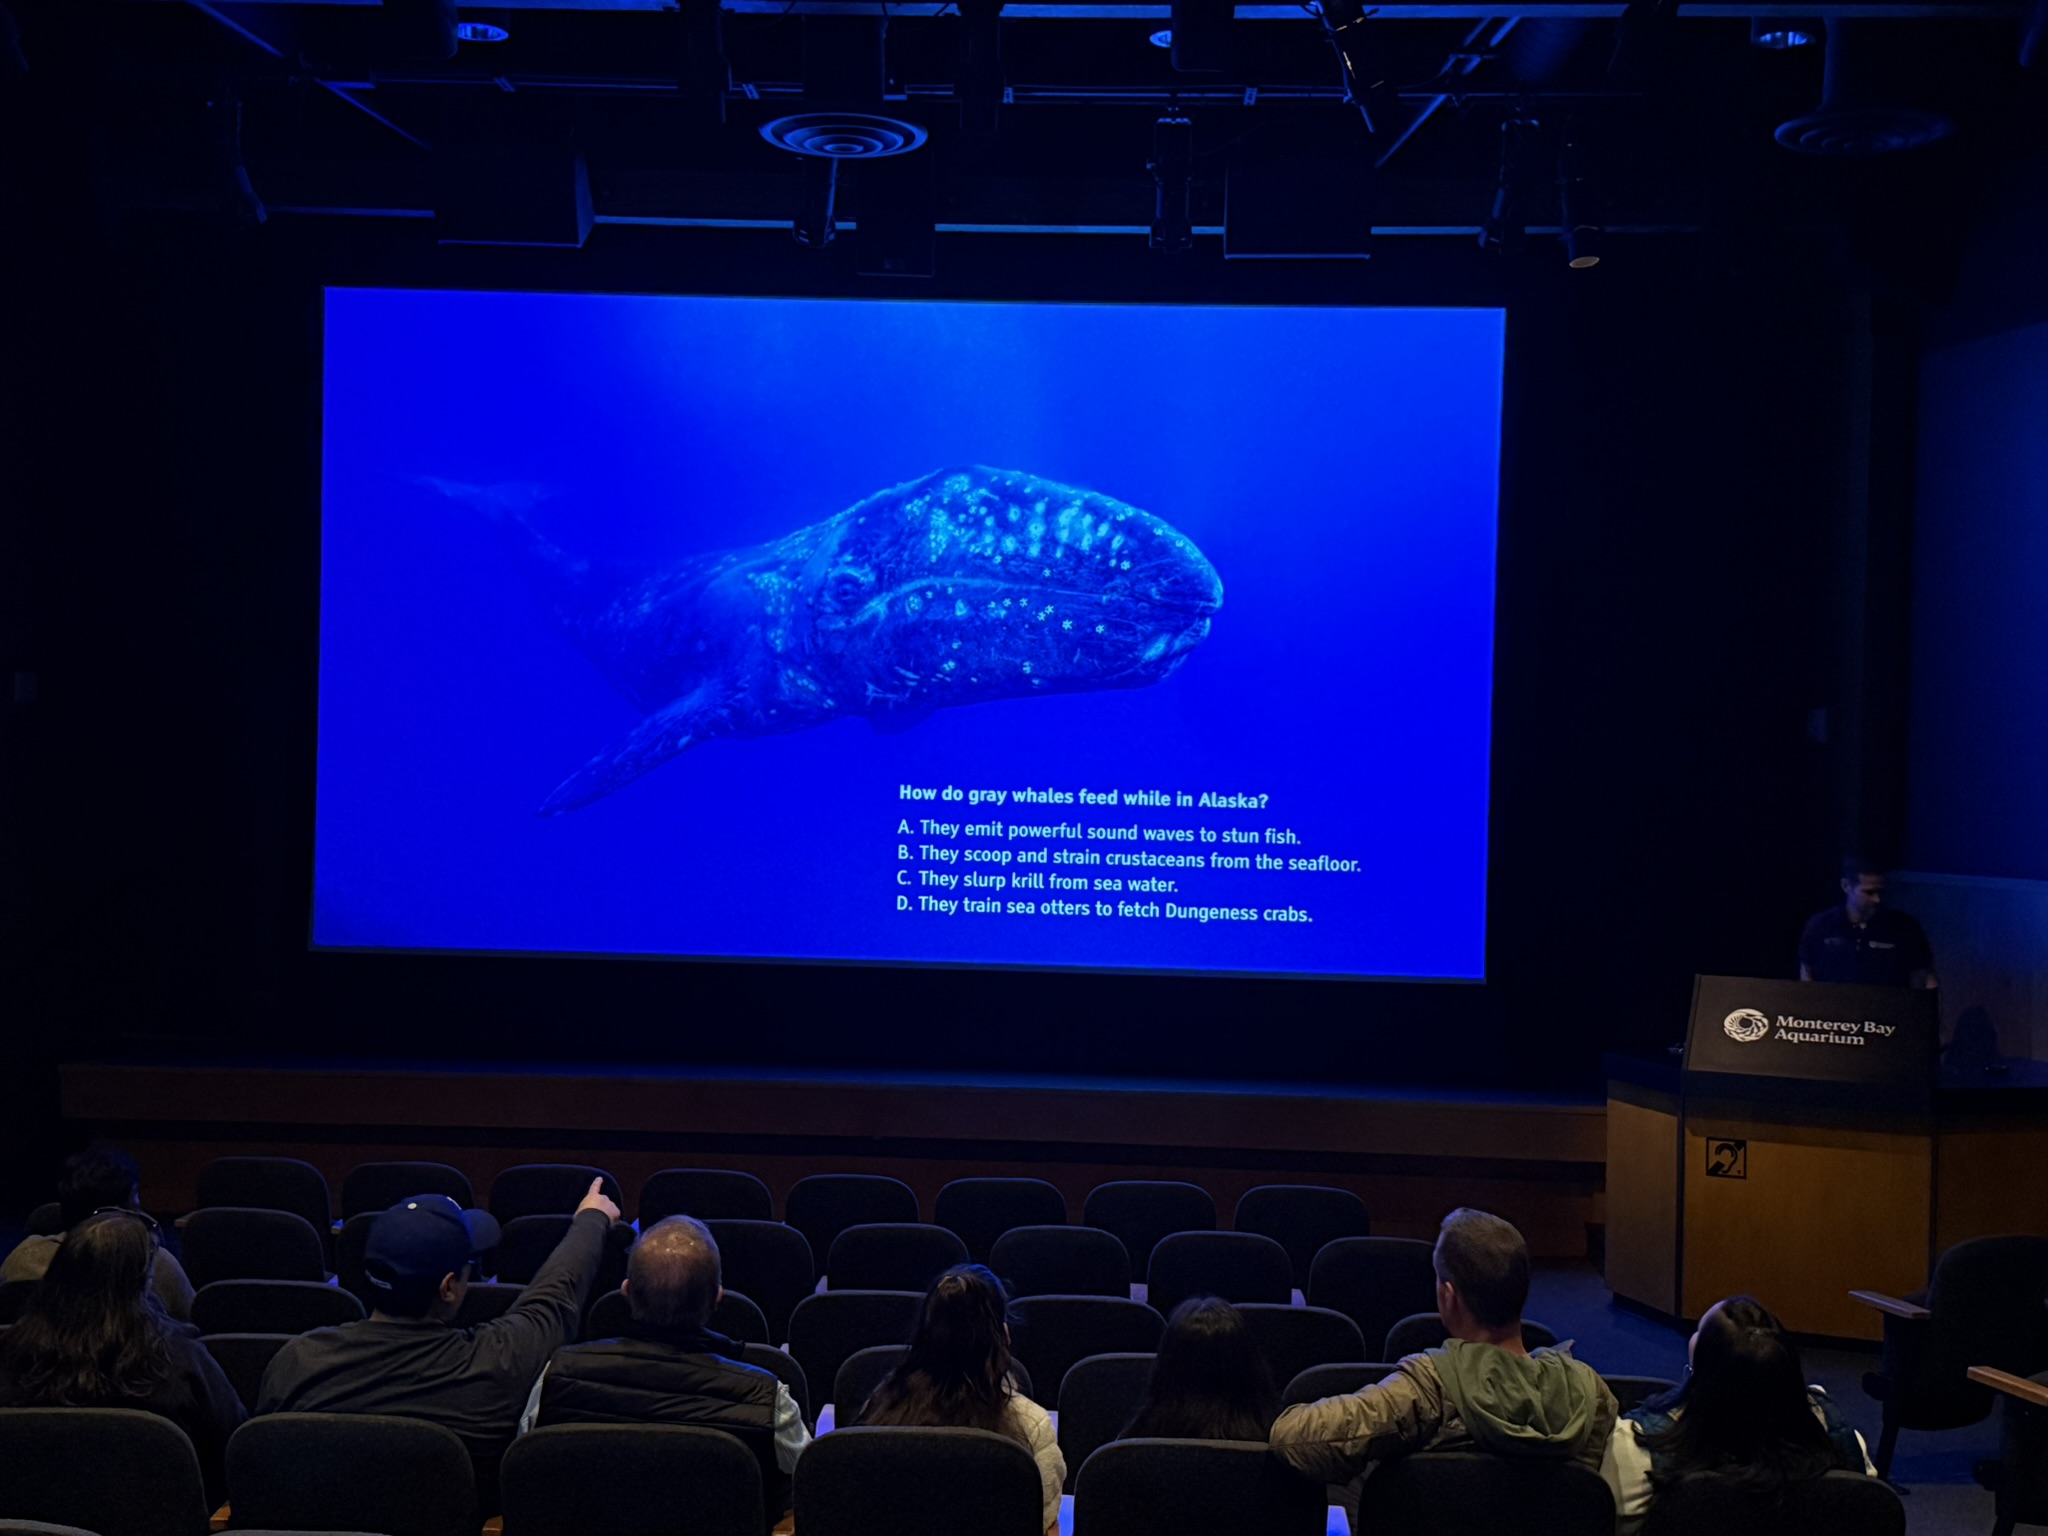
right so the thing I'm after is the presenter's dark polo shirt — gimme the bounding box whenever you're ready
[1798,906,1933,988]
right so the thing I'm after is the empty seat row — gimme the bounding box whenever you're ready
[166,1158,1373,1279]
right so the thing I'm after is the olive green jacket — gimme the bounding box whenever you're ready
[1269,1340,1618,1484]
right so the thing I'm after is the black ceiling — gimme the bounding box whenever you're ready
[4,0,2043,280]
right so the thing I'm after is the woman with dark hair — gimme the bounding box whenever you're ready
[0,1211,244,1504]
[1600,1295,1874,1534]
[1121,1297,1278,1441]
[855,1264,1064,1536]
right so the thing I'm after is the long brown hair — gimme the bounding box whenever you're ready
[0,1212,172,1405]
[1641,1296,1839,1490]
[856,1264,1025,1442]
[1122,1297,1278,1442]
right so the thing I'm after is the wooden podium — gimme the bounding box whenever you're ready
[1607,976,1941,1341]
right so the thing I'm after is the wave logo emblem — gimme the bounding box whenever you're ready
[1722,1009,1771,1044]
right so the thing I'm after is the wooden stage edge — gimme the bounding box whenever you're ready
[60,1061,1609,1260]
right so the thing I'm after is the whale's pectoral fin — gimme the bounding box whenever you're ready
[538,691,723,816]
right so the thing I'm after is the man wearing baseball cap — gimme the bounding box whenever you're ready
[256,1177,619,1510]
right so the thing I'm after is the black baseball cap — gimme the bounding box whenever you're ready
[363,1194,502,1305]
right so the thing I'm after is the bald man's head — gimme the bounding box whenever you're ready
[628,1216,722,1329]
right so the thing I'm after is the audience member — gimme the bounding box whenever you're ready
[1,1145,196,1320]
[1601,1295,1874,1534]
[256,1178,619,1509]
[519,1216,807,1528]
[1120,1296,1278,1441]
[0,1211,244,1504]
[1270,1209,1616,1485]
[854,1264,1064,1536]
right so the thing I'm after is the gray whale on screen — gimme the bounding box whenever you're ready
[428,467,1224,814]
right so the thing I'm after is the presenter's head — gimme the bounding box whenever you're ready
[1839,856,1888,922]
[1433,1207,1530,1351]
[625,1216,723,1330]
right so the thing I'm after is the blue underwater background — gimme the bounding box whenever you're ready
[314,289,1503,979]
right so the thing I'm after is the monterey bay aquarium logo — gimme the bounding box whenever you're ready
[1723,1008,1898,1047]
[1722,1009,1772,1043]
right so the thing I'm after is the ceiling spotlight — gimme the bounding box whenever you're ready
[1750,19,1819,48]
[1776,21,1955,153]
[1479,115,1529,256]
[1149,29,1174,49]
[1557,125,1601,268]
[1149,113,1195,253]
[455,22,510,43]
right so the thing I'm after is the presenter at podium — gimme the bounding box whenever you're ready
[1797,857,1937,990]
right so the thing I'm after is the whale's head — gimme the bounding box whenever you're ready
[805,466,1222,713]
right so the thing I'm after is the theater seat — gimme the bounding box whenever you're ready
[1852,1234,2048,1475]
[794,1426,1043,1536]
[199,1333,293,1414]
[501,1423,764,1536]
[742,1343,812,1432]
[582,1286,769,1346]
[1307,1238,1438,1365]
[453,1282,525,1328]
[1072,1438,1327,1536]
[638,1169,775,1225]
[179,1210,326,1291]
[1009,1295,1165,1406]
[1237,1304,1365,1394]
[340,1162,474,1219]
[195,1159,333,1258]
[1968,1366,2048,1536]
[1352,1451,1613,1536]
[487,1165,622,1224]
[787,1291,922,1416]
[226,1413,475,1536]
[1146,1231,1292,1315]
[1082,1182,1216,1276]
[706,1220,816,1345]
[1233,1186,1372,1292]
[191,1280,362,1336]
[785,1177,919,1271]
[1382,1311,1559,1361]
[1056,1352,1156,1493]
[935,1178,1068,1263]
[825,1224,968,1293]
[0,1408,211,1536]
[989,1226,1131,1299]
[1282,1362,1399,1405]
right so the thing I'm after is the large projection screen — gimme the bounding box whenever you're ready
[313,290,1504,979]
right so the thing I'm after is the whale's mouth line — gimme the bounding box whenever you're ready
[859,573,1220,620]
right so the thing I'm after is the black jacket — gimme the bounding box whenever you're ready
[256,1207,610,1506]
[0,1321,246,1507]
[538,1323,789,1524]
